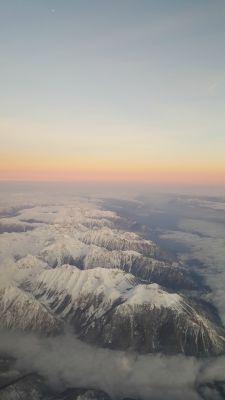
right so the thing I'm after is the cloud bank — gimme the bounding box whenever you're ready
[0,330,204,400]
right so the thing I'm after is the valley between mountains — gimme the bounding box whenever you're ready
[0,198,224,358]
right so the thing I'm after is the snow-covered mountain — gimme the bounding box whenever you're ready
[32,266,225,356]
[0,199,225,357]
[0,286,62,334]
[82,246,199,290]
[76,228,159,257]
[39,235,198,290]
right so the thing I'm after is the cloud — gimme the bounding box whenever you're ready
[159,201,225,328]
[0,258,18,289]
[0,330,202,400]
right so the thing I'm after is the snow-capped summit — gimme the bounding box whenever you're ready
[39,237,88,267]
[1,199,224,357]
[82,246,198,290]
[16,254,47,270]
[33,266,225,356]
[0,285,62,334]
[76,227,159,256]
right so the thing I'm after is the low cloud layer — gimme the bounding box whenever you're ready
[0,330,205,400]
[160,217,225,324]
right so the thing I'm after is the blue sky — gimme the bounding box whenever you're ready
[0,1,225,182]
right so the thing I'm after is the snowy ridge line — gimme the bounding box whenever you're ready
[1,200,225,356]
[76,227,159,257]
[0,285,62,334]
[35,265,182,311]
[32,265,225,356]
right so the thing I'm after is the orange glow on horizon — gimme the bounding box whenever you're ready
[1,152,225,185]
[1,156,225,185]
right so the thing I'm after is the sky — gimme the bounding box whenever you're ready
[0,0,225,184]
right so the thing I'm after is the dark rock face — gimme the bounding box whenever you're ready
[1,200,224,359]
[54,388,112,400]
[1,199,225,400]
[78,303,225,356]
[0,377,112,400]
[0,357,21,389]
[0,357,112,400]
[197,381,225,400]
[0,223,34,234]
[76,229,159,258]
[33,267,225,357]
[0,287,63,336]
[1,260,224,357]
[82,250,200,291]
[108,258,200,291]
[0,372,56,400]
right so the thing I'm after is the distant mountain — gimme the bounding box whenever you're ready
[76,227,159,257]
[0,200,224,357]
[39,234,199,291]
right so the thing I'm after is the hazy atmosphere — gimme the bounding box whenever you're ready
[0,2,225,400]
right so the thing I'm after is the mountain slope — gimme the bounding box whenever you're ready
[83,247,199,290]
[0,286,62,335]
[33,266,225,356]
[1,200,224,358]
[76,228,159,257]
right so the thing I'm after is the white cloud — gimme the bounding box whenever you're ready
[0,330,202,400]
[160,219,225,324]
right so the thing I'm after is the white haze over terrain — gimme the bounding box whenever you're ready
[159,197,225,325]
[0,183,225,400]
[0,330,203,400]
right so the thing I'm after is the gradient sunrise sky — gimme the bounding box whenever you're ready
[0,0,225,184]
